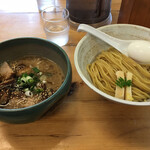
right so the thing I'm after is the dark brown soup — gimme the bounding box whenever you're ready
[0,56,64,109]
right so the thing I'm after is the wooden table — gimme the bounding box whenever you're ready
[1,0,150,150]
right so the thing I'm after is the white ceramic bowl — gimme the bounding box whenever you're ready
[74,24,150,106]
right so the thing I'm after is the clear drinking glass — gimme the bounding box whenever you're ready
[41,6,69,46]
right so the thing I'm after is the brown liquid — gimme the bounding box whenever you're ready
[66,0,111,24]
[1,56,64,109]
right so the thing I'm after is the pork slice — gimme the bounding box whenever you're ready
[0,62,14,80]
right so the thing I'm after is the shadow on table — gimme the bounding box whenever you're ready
[1,94,78,150]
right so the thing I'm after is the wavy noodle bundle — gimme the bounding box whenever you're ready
[87,48,150,102]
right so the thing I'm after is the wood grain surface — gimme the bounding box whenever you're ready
[1,0,150,150]
[118,0,150,28]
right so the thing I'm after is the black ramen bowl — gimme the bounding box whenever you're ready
[0,37,72,123]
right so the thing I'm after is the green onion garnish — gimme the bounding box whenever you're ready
[32,67,40,73]
[115,77,132,88]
